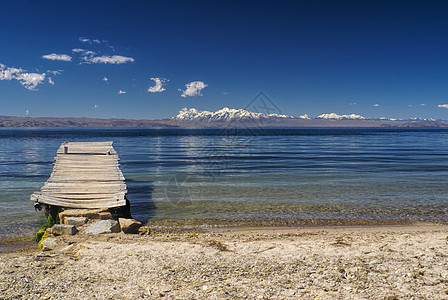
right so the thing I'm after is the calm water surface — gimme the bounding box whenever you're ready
[1,127,448,236]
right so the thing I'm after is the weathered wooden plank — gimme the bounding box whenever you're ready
[53,162,120,166]
[50,171,122,176]
[38,188,126,193]
[54,157,119,161]
[40,189,128,195]
[49,170,123,175]
[49,171,124,176]
[48,176,125,181]
[54,162,118,165]
[44,180,125,184]
[55,155,118,158]
[53,161,120,166]
[54,160,119,164]
[59,141,113,145]
[42,182,127,188]
[32,192,126,201]
[50,171,124,176]
[40,187,127,192]
[32,196,126,208]
[53,163,119,167]
[52,166,120,171]
[57,141,113,147]
[57,148,116,154]
[35,194,125,202]
[42,183,125,188]
[44,201,125,209]
[55,153,119,157]
[51,168,121,173]
[57,144,112,153]
[37,192,126,199]
[54,159,119,163]
[57,147,116,155]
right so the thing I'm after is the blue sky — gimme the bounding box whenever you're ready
[1,0,448,120]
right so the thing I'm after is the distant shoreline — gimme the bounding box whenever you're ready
[1,115,448,128]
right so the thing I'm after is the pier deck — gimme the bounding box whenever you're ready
[30,141,127,208]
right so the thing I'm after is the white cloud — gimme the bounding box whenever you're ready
[179,81,207,98]
[42,53,72,62]
[0,63,46,91]
[103,77,108,82]
[0,65,22,80]
[147,77,167,93]
[438,104,448,109]
[82,51,95,56]
[118,90,126,94]
[93,104,99,109]
[47,70,62,75]
[373,104,379,107]
[87,55,135,64]
[420,104,426,106]
[72,48,95,57]
[25,109,30,116]
[48,77,54,85]
[15,72,46,90]
[409,104,414,107]
[222,91,229,95]
[349,102,357,105]
[79,37,104,45]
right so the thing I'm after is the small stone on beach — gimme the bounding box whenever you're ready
[63,216,87,226]
[84,220,120,234]
[118,218,142,234]
[40,237,59,251]
[47,224,78,236]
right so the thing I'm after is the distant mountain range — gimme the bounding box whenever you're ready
[0,107,447,128]
[0,115,178,128]
[171,107,446,127]
[174,107,293,122]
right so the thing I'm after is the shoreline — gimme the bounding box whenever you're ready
[1,220,444,253]
[2,222,448,298]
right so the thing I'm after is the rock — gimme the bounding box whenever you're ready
[84,220,120,234]
[47,224,78,236]
[58,244,75,253]
[96,212,114,220]
[40,237,59,251]
[59,208,113,224]
[138,225,151,235]
[119,218,142,234]
[63,216,87,226]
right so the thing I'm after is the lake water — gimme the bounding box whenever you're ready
[1,127,448,237]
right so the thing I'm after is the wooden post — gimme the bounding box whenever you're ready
[64,146,68,154]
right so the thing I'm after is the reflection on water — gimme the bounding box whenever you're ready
[1,127,448,236]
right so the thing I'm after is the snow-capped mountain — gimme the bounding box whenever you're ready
[173,107,291,122]
[317,113,366,120]
[298,114,311,119]
[172,107,441,125]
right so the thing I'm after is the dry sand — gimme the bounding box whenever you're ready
[1,223,448,299]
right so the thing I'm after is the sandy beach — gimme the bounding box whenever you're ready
[1,223,448,299]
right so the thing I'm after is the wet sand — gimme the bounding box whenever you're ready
[1,223,448,299]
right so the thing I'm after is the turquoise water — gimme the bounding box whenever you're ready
[1,127,448,236]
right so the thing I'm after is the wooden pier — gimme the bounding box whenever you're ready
[30,141,127,209]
